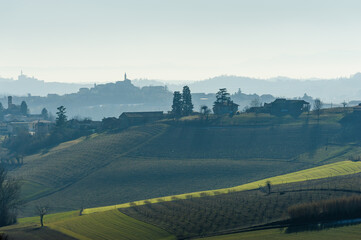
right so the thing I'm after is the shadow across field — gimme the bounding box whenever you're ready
[121,173,361,239]
[3,226,77,240]
[11,121,357,218]
[286,218,361,234]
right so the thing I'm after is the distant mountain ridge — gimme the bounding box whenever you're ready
[133,73,361,103]
[0,73,92,96]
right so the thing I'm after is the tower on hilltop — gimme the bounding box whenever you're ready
[124,73,131,84]
[8,96,13,109]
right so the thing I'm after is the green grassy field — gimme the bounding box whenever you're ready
[8,110,358,217]
[5,160,361,239]
[3,110,360,239]
[12,123,170,215]
[49,210,175,240]
[180,108,349,127]
[1,210,175,240]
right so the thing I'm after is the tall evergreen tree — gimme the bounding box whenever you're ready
[171,91,182,117]
[41,108,49,119]
[20,101,28,115]
[56,106,67,127]
[182,86,193,116]
[215,88,230,104]
[213,88,238,115]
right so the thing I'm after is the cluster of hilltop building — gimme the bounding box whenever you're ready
[0,96,51,136]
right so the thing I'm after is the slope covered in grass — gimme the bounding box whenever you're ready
[1,210,175,240]
[128,124,339,159]
[49,210,175,240]
[10,113,358,217]
[84,160,361,214]
[14,123,169,215]
[6,161,361,239]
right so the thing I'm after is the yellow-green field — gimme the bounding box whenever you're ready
[6,160,361,240]
[1,210,175,240]
[83,160,361,214]
[49,210,175,240]
[200,224,361,240]
[18,211,80,225]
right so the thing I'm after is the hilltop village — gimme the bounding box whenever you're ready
[0,96,50,136]
[3,73,359,156]
[0,74,334,137]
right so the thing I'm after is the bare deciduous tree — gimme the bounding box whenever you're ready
[313,98,323,122]
[0,166,21,227]
[342,101,347,108]
[36,205,49,227]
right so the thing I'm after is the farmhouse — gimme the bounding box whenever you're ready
[119,111,164,127]
[7,120,53,136]
[249,98,310,117]
[353,103,361,113]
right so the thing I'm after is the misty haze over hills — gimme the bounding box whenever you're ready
[133,73,361,103]
[0,73,91,96]
[1,72,361,120]
[2,72,361,104]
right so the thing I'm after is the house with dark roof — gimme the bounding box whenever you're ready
[119,111,164,127]
[248,98,310,117]
[353,103,361,113]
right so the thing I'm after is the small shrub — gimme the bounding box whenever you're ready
[200,192,208,197]
[0,233,8,240]
[349,155,361,162]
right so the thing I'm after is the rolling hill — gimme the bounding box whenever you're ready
[7,111,357,218]
[3,159,361,239]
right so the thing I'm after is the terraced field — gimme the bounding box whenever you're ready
[9,116,360,217]
[128,124,339,159]
[5,160,361,239]
[83,160,361,213]
[121,171,361,238]
[13,123,169,215]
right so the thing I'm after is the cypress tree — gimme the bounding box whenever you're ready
[182,86,193,116]
[56,106,67,127]
[20,101,28,115]
[171,91,182,117]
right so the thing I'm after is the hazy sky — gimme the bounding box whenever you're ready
[1,0,361,83]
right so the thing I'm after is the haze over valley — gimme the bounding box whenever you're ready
[2,1,361,240]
